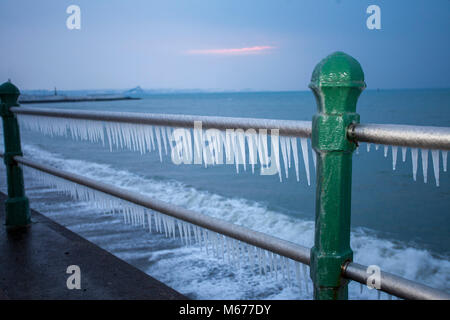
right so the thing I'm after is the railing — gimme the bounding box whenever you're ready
[1,51,449,300]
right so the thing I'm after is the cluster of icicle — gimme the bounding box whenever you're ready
[17,114,447,187]
[21,164,313,295]
[17,114,314,184]
[363,143,447,187]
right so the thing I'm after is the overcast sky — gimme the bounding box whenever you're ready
[1,0,449,91]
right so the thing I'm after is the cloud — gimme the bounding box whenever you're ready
[186,45,275,55]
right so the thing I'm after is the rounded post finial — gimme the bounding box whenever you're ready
[309,52,366,114]
[309,51,366,89]
[0,81,20,106]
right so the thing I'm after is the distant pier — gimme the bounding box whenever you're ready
[18,95,141,104]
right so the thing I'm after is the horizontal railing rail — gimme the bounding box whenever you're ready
[342,262,450,300]
[11,107,313,138]
[12,107,450,150]
[1,152,448,300]
[349,123,450,150]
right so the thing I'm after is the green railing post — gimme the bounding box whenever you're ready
[0,81,30,228]
[309,52,366,299]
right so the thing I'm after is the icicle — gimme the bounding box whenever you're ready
[392,146,398,170]
[431,150,440,187]
[269,251,274,277]
[271,132,282,182]
[257,248,262,275]
[367,143,371,152]
[237,131,246,171]
[204,229,209,255]
[411,148,418,181]
[177,220,184,243]
[236,241,241,269]
[295,262,301,288]
[300,138,311,186]
[262,250,266,276]
[155,127,163,162]
[226,237,231,263]
[246,132,257,174]
[384,145,388,158]
[375,144,379,151]
[442,151,448,172]
[421,149,429,183]
[290,137,300,182]
[402,147,407,162]
[311,148,317,173]
[286,136,292,169]
[286,258,291,286]
[274,254,278,280]
[280,136,289,179]
[161,127,168,155]
[248,244,254,270]
[301,264,309,294]
[220,235,225,260]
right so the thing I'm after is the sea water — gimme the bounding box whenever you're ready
[0,89,448,299]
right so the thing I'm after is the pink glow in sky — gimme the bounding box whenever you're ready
[186,45,275,55]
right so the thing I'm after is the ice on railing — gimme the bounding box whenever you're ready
[365,143,447,187]
[21,164,313,294]
[17,114,448,187]
[17,114,315,185]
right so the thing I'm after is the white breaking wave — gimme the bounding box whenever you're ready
[0,143,446,299]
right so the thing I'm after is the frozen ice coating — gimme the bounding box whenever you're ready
[300,138,311,186]
[431,150,440,187]
[392,146,398,171]
[402,147,407,162]
[411,148,419,181]
[443,151,448,172]
[311,147,317,173]
[421,149,429,184]
[20,163,314,293]
[17,115,448,187]
[280,136,289,179]
[290,137,300,182]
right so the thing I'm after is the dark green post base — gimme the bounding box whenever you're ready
[5,197,30,228]
[0,81,31,229]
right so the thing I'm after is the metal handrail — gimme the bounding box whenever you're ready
[11,106,450,150]
[349,123,450,150]
[343,262,450,300]
[11,107,312,138]
[4,153,449,300]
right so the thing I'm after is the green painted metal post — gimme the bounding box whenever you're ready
[0,81,31,228]
[309,52,366,300]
